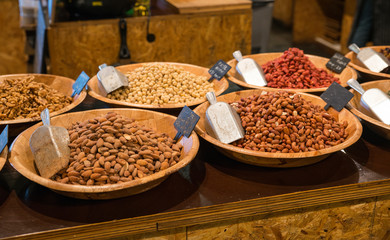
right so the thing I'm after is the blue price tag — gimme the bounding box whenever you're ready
[0,125,8,154]
[174,106,200,140]
[71,71,90,97]
[208,60,231,81]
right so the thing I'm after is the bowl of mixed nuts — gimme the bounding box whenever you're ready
[193,89,362,167]
[227,48,356,93]
[9,109,199,199]
[348,79,390,140]
[0,74,87,125]
[87,62,229,112]
[345,45,390,81]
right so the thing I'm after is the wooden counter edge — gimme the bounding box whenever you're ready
[3,179,390,240]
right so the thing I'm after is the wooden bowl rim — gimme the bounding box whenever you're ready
[9,108,200,193]
[226,52,357,93]
[348,79,390,131]
[193,89,362,159]
[0,146,8,171]
[87,62,229,109]
[345,45,390,78]
[0,73,87,125]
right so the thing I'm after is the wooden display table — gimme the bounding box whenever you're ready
[1,83,390,239]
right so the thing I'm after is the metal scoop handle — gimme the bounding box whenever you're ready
[347,79,365,95]
[40,108,51,126]
[348,44,361,54]
[206,92,217,105]
[233,50,243,62]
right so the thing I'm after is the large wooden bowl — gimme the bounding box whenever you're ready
[9,109,199,200]
[345,46,390,81]
[348,79,390,140]
[88,62,229,110]
[0,146,8,171]
[193,89,362,168]
[226,53,356,93]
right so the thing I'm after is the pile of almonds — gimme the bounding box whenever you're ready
[52,112,183,185]
[261,48,340,89]
[231,91,348,153]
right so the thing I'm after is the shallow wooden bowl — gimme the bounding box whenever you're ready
[0,74,87,125]
[193,89,362,168]
[348,79,390,140]
[88,62,229,110]
[0,146,8,171]
[226,53,356,93]
[9,108,199,199]
[345,46,390,81]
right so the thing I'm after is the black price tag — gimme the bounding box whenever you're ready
[326,53,351,74]
[208,60,231,81]
[320,82,354,112]
[71,71,90,97]
[0,125,8,154]
[174,106,200,141]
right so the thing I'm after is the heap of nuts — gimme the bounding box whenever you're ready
[52,112,183,186]
[380,47,390,61]
[261,48,340,89]
[231,91,348,153]
[0,76,72,120]
[107,64,214,105]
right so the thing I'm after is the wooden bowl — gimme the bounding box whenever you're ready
[348,79,390,140]
[88,62,229,111]
[345,46,390,81]
[226,53,356,93]
[9,108,199,199]
[0,74,87,124]
[193,89,362,168]
[0,146,8,171]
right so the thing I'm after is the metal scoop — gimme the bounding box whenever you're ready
[347,79,390,125]
[349,44,390,73]
[233,50,267,87]
[205,92,245,144]
[97,63,129,96]
[29,108,70,179]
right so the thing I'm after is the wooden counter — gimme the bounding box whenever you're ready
[1,82,390,239]
[47,6,252,79]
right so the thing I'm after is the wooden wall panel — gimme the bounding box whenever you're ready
[0,0,27,74]
[187,220,239,240]
[273,0,294,27]
[372,195,390,239]
[48,10,251,79]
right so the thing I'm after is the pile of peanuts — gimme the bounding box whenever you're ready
[231,91,348,153]
[0,76,72,120]
[52,112,183,185]
[107,64,214,105]
[380,47,390,60]
[261,48,340,89]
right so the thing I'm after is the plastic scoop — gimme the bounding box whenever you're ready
[233,50,267,87]
[347,79,390,125]
[29,108,70,179]
[205,92,244,144]
[349,44,390,73]
[97,63,129,96]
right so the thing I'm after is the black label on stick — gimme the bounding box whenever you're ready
[0,125,8,154]
[326,53,351,74]
[174,106,200,141]
[208,60,231,81]
[320,82,354,112]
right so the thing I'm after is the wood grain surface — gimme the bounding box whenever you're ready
[47,11,251,79]
[345,46,390,81]
[193,89,362,167]
[9,108,199,199]
[0,74,87,125]
[226,52,357,93]
[88,62,229,110]
[348,79,390,140]
[166,0,251,14]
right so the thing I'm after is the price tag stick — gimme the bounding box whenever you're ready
[326,53,351,74]
[71,71,90,97]
[173,106,200,141]
[0,125,8,154]
[320,82,354,112]
[208,60,232,82]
